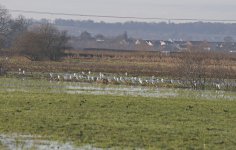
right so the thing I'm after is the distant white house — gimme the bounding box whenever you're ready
[168,38,173,43]
[161,51,170,55]
[135,40,141,45]
[146,41,153,46]
[204,47,211,51]
[120,40,129,45]
[96,39,105,42]
[160,41,166,46]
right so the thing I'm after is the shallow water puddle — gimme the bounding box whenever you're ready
[63,83,236,100]
[0,134,103,150]
[65,85,178,98]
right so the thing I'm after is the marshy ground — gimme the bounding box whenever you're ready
[0,51,235,149]
[0,77,235,149]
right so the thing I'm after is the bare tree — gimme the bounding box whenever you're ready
[0,5,11,48]
[5,15,29,48]
[14,23,70,61]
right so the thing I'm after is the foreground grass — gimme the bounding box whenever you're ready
[0,92,235,149]
[0,142,6,150]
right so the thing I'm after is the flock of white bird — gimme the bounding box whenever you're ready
[48,71,177,86]
[48,71,224,89]
[17,68,228,90]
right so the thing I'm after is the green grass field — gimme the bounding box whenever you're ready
[0,90,235,149]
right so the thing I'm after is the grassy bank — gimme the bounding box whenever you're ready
[0,91,235,149]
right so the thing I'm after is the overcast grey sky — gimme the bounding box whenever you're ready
[1,0,235,22]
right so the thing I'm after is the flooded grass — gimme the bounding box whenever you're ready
[0,77,235,100]
[0,134,103,150]
[0,77,235,149]
[0,78,236,149]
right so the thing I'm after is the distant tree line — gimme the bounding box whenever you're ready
[53,19,236,41]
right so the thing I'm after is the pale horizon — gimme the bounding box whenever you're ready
[1,0,236,23]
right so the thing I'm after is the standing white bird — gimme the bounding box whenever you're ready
[161,78,164,83]
[139,78,143,84]
[69,75,72,80]
[216,84,221,90]
[18,68,21,75]
[57,75,60,80]
[49,73,53,79]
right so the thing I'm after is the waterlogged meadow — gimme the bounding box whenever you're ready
[0,77,235,100]
[0,77,235,149]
